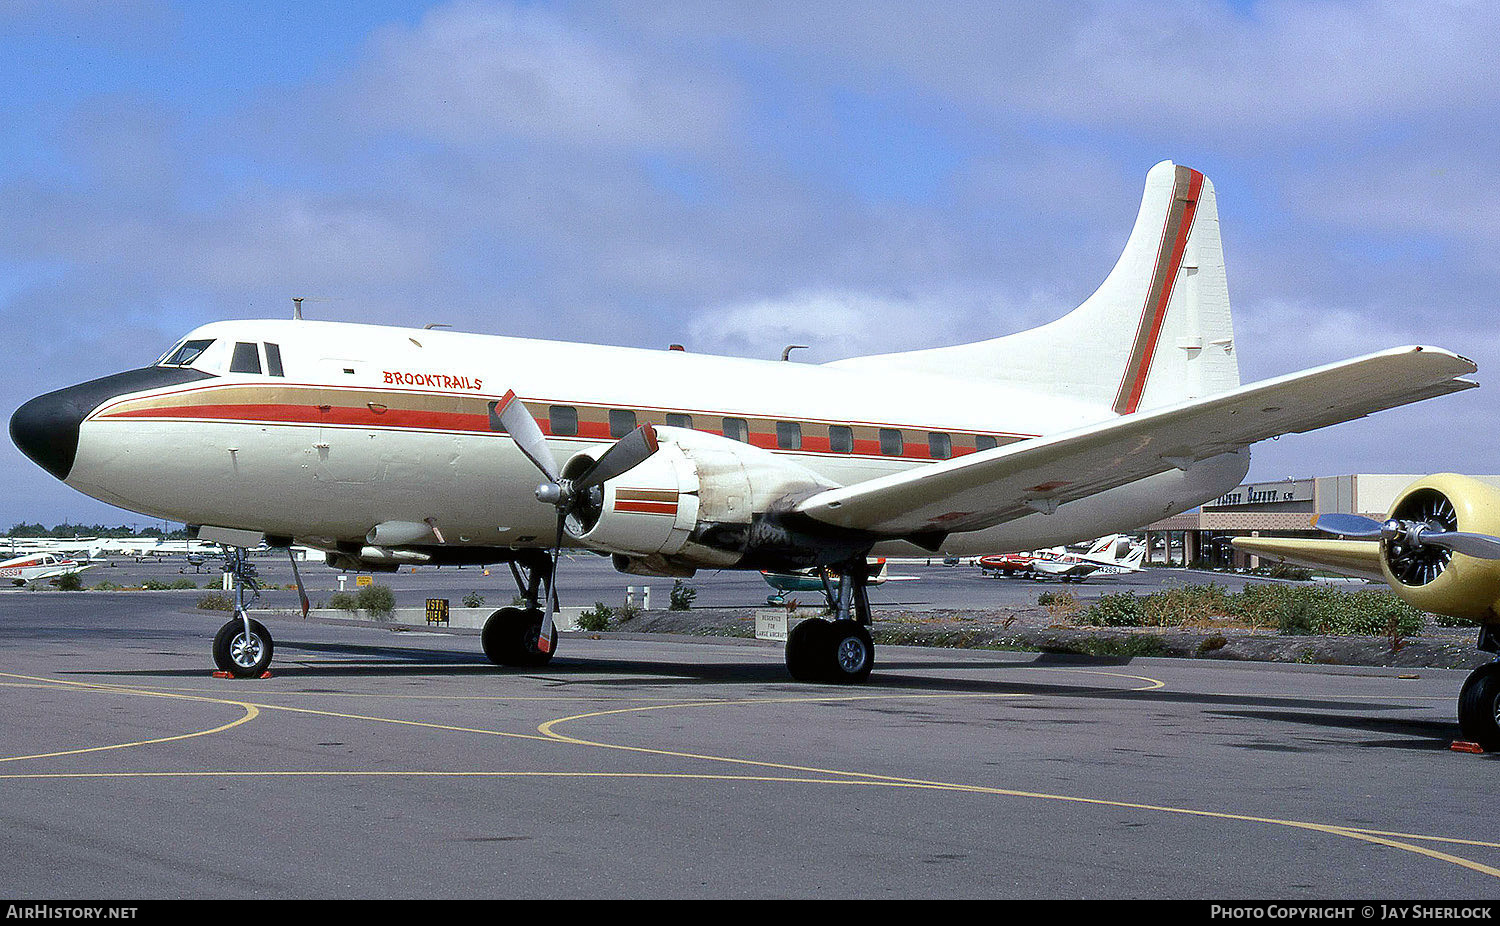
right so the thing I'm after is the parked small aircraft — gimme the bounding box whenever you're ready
[1232,473,1500,749]
[0,551,92,585]
[761,558,915,605]
[979,534,1145,581]
[10,161,1478,686]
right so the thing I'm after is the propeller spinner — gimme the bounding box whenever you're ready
[493,391,661,650]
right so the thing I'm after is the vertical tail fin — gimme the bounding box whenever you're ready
[829,161,1240,412]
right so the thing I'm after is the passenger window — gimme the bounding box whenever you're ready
[160,339,214,368]
[928,432,952,459]
[549,406,578,437]
[264,342,285,377]
[229,342,262,375]
[722,418,749,442]
[609,409,637,438]
[776,421,802,450]
[975,435,999,452]
[879,428,904,456]
[665,413,693,429]
[828,425,854,454]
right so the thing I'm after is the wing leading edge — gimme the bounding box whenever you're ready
[795,345,1476,537]
[1229,537,1387,583]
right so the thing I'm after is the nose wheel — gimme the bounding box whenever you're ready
[211,544,274,678]
[213,617,274,677]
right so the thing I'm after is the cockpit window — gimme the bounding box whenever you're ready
[264,342,285,377]
[229,342,262,375]
[159,339,215,368]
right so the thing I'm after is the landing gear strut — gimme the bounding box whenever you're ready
[480,551,558,667]
[1458,626,1500,750]
[212,546,273,678]
[785,557,875,684]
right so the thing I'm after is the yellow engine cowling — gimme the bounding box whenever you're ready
[1380,474,1500,623]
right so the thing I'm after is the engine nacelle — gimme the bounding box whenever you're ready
[560,427,836,569]
[1380,474,1500,623]
[567,444,702,558]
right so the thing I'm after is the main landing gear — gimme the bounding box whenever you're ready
[480,551,559,668]
[212,546,274,678]
[785,558,875,684]
[1458,626,1500,751]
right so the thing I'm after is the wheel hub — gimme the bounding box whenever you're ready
[836,636,868,674]
[231,633,263,668]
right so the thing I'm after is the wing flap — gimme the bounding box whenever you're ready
[796,346,1476,536]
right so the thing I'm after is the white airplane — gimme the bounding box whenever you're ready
[9,161,1478,684]
[0,551,93,585]
[980,535,1146,581]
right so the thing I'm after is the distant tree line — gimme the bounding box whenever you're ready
[5,522,191,539]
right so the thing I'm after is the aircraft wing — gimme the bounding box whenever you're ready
[1230,537,1386,583]
[1031,560,1096,577]
[796,346,1476,537]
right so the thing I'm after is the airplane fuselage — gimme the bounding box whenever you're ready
[17,318,1248,564]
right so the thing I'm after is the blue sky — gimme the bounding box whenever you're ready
[2,0,1497,528]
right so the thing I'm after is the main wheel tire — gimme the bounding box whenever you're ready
[825,619,874,684]
[786,617,832,681]
[213,618,274,678]
[482,608,557,667]
[1458,663,1500,750]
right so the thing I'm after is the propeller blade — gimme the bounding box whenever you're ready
[1420,530,1500,560]
[494,390,560,483]
[1313,513,1385,538]
[572,424,660,494]
[536,509,566,655]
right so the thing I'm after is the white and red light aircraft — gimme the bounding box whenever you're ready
[9,161,1478,683]
[0,551,92,586]
[979,534,1145,582]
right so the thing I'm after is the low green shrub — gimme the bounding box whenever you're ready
[669,579,697,611]
[355,584,396,618]
[327,591,358,613]
[578,602,613,632]
[1077,583,1426,638]
[1077,591,1145,626]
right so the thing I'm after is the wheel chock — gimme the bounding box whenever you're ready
[211,670,274,680]
[1450,741,1485,754]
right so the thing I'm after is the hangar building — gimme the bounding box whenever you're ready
[1142,474,1500,569]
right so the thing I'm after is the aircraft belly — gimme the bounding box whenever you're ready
[874,449,1249,557]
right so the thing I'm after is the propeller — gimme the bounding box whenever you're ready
[1314,503,1500,586]
[493,391,661,651]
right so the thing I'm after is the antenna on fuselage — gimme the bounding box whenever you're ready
[292,297,304,320]
[781,344,810,361]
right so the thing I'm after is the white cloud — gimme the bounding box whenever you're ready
[343,1,737,152]
[685,285,1062,362]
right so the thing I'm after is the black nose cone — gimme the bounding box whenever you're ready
[11,387,88,480]
[11,365,216,482]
